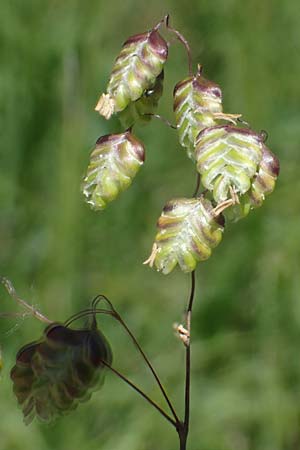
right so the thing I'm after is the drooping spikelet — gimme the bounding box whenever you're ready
[11,322,112,424]
[118,71,164,128]
[195,125,265,203]
[248,144,280,207]
[82,131,145,211]
[173,66,240,160]
[144,197,224,274]
[225,142,280,221]
[95,29,168,119]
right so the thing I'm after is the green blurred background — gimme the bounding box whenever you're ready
[0,0,299,449]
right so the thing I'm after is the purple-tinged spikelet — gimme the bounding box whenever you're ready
[144,197,224,274]
[11,323,112,424]
[96,29,168,119]
[82,131,145,210]
[174,67,241,160]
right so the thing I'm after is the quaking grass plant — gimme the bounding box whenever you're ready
[0,16,279,450]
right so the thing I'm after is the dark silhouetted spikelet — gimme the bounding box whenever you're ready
[11,321,112,424]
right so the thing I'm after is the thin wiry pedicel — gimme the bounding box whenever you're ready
[173,66,241,160]
[11,322,112,425]
[82,131,145,211]
[144,198,224,274]
[96,29,168,119]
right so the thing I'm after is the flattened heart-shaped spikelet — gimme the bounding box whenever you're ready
[145,198,224,274]
[174,71,223,159]
[119,71,164,128]
[249,144,280,207]
[226,143,280,222]
[96,29,168,119]
[195,125,264,203]
[82,131,145,211]
[11,323,112,425]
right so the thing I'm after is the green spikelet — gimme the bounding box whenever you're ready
[248,144,280,207]
[82,131,145,211]
[195,125,265,203]
[11,322,112,424]
[95,29,168,119]
[225,143,280,221]
[145,198,224,274]
[173,66,240,160]
[118,71,164,128]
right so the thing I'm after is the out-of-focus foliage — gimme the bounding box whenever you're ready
[0,1,299,450]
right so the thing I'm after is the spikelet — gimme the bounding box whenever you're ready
[82,131,145,211]
[95,29,168,119]
[173,66,240,160]
[119,71,164,128]
[11,322,112,424]
[226,142,280,221]
[248,143,280,207]
[195,125,266,203]
[144,198,224,274]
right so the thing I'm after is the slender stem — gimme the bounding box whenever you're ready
[178,271,196,450]
[142,113,177,129]
[165,15,193,76]
[184,271,196,426]
[0,277,52,324]
[153,14,169,32]
[65,305,180,425]
[115,313,180,425]
[101,360,177,428]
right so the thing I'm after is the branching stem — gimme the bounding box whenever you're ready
[142,113,177,129]
[165,15,193,76]
[101,360,177,427]
[65,304,180,426]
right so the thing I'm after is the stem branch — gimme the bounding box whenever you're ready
[165,15,193,75]
[115,313,180,425]
[102,360,177,427]
[65,304,180,426]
